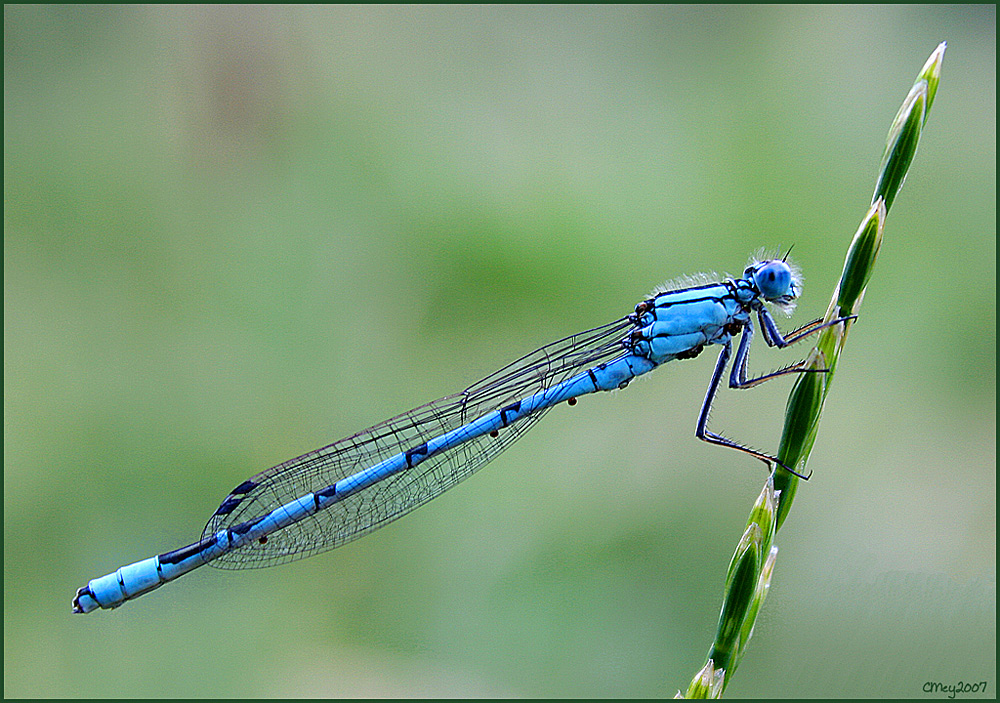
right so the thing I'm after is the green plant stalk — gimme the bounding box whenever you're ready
[678,42,945,698]
[773,40,945,527]
[678,660,725,699]
[679,478,779,698]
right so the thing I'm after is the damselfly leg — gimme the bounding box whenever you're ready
[695,311,856,479]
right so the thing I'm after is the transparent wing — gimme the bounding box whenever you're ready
[203,317,633,569]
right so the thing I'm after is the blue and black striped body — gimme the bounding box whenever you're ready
[74,258,810,614]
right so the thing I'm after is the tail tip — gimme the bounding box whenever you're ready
[72,586,98,614]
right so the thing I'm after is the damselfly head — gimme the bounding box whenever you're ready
[746,256,801,313]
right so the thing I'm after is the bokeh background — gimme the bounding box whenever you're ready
[4,5,995,698]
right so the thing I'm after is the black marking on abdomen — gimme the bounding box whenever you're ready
[587,368,599,390]
[314,484,339,510]
[500,401,521,426]
[213,497,242,516]
[229,516,266,536]
[158,535,219,565]
[405,442,429,468]
[316,484,338,500]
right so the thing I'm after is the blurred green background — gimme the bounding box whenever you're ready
[4,5,995,698]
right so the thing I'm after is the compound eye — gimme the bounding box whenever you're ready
[753,261,793,301]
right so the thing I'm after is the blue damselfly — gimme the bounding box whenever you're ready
[73,254,851,613]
